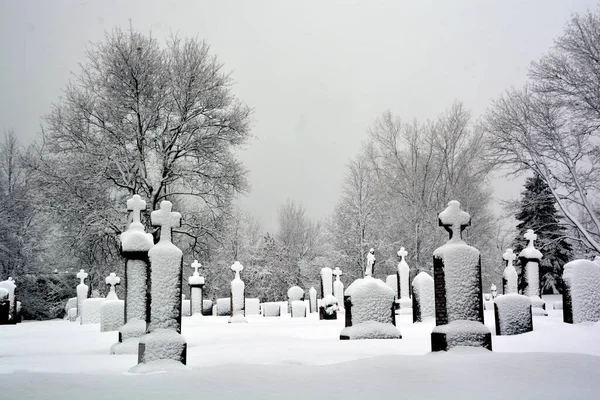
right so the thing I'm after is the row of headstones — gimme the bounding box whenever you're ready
[0,277,21,325]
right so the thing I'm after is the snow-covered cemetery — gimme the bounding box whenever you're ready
[1,2,600,399]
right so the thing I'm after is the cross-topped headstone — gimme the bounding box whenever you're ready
[438,200,471,241]
[151,201,181,243]
[333,267,342,281]
[524,229,537,246]
[105,273,120,300]
[503,249,516,266]
[398,247,408,260]
[77,269,88,285]
[191,260,202,276]
[231,261,243,280]
[127,194,147,224]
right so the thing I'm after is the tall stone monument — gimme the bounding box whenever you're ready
[397,247,412,314]
[133,200,186,369]
[188,260,205,316]
[319,267,338,320]
[309,287,318,313]
[229,261,247,323]
[502,249,518,295]
[518,230,547,316]
[431,200,491,351]
[333,267,344,311]
[76,270,89,318]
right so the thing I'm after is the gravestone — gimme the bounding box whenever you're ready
[502,249,518,295]
[101,273,125,332]
[491,284,497,299]
[81,297,105,324]
[333,268,344,312]
[245,298,260,315]
[287,286,305,313]
[112,195,154,355]
[188,260,205,316]
[64,297,77,322]
[365,248,376,277]
[494,294,533,336]
[309,287,317,313]
[340,277,401,340]
[216,298,231,316]
[202,300,213,316]
[518,230,547,316]
[386,275,398,296]
[291,300,307,318]
[262,302,281,317]
[412,271,435,322]
[562,259,600,324]
[133,200,187,370]
[181,294,191,317]
[76,270,89,318]
[431,200,492,351]
[0,288,9,325]
[319,267,337,320]
[0,277,17,324]
[229,261,247,323]
[397,247,412,314]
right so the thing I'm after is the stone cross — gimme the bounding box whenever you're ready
[438,200,471,241]
[333,267,342,282]
[524,229,537,247]
[398,247,408,260]
[152,201,181,243]
[231,261,243,280]
[191,260,202,276]
[503,248,516,266]
[106,273,120,300]
[77,269,88,285]
[127,194,146,224]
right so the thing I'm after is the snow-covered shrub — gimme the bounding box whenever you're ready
[16,273,77,320]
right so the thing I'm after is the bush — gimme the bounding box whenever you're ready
[16,273,78,320]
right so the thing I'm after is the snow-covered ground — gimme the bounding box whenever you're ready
[1,298,599,399]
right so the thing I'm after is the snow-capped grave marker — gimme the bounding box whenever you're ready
[431,200,491,351]
[134,200,187,369]
[333,267,344,312]
[245,298,260,315]
[101,273,124,332]
[291,300,307,317]
[188,260,205,316]
[229,261,247,323]
[76,269,88,318]
[287,286,305,313]
[319,267,337,320]
[309,287,317,313]
[216,298,231,316]
[0,277,17,324]
[0,288,10,325]
[397,247,412,314]
[365,248,376,277]
[340,276,401,340]
[518,230,547,316]
[502,249,518,295]
[493,294,533,336]
[562,259,600,324]
[262,302,281,317]
[412,271,435,322]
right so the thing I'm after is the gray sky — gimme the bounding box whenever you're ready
[1,0,597,232]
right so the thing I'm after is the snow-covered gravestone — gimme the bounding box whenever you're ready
[112,195,154,355]
[287,286,305,314]
[340,276,401,340]
[518,230,547,316]
[562,259,600,324]
[412,272,435,323]
[319,267,338,320]
[309,287,317,313]
[188,260,205,316]
[216,298,231,316]
[494,294,533,336]
[502,249,518,295]
[0,288,10,325]
[245,298,260,315]
[101,273,125,332]
[229,261,247,323]
[333,267,344,312]
[431,200,492,351]
[397,247,412,314]
[262,302,281,317]
[76,269,89,318]
[134,200,187,370]
[0,277,17,324]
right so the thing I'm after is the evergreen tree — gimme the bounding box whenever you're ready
[513,174,573,294]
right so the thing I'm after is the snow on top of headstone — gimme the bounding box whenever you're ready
[151,201,181,243]
[519,230,543,260]
[594,256,600,266]
[287,286,304,300]
[494,293,531,308]
[0,278,16,292]
[438,200,471,242]
[345,277,395,325]
[340,321,402,340]
[0,287,8,299]
[563,259,600,323]
[309,287,316,295]
[432,319,490,334]
[191,260,202,276]
[121,195,154,252]
[188,275,205,286]
[413,271,433,286]
[503,249,516,265]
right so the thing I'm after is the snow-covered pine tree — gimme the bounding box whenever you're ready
[513,174,573,294]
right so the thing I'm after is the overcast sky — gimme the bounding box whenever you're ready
[1,0,597,231]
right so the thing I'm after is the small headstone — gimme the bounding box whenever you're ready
[105,273,121,301]
[291,300,307,318]
[64,297,77,321]
[493,294,533,336]
[229,261,247,323]
[397,248,412,313]
[188,260,205,316]
[81,298,105,324]
[76,269,89,318]
[502,249,518,294]
[333,268,344,312]
[431,200,491,351]
[202,300,213,316]
[319,268,337,320]
[101,273,124,332]
[262,302,281,317]
[518,229,547,316]
[287,286,305,313]
[309,287,317,313]
[386,275,398,295]
[412,272,435,322]
[340,277,401,340]
[365,248,376,277]
[216,298,231,316]
[562,259,600,324]
[245,298,260,315]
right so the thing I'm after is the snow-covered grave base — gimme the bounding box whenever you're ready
[1,307,600,399]
[100,300,124,332]
[80,298,105,324]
